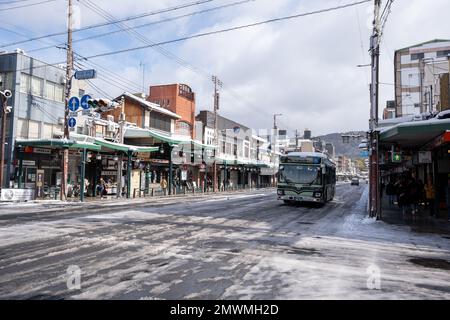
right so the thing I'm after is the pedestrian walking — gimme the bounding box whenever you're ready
[386,180,396,206]
[408,177,419,219]
[424,178,436,217]
[97,177,107,199]
[160,176,168,196]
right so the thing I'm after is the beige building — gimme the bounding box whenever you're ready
[394,39,450,117]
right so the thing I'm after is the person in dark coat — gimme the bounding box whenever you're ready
[386,179,396,206]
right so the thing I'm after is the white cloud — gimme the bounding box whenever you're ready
[1,0,449,136]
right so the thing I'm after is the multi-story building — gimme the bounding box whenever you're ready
[394,39,450,117]
[0,50,86,188]
[313,139,325,153]
[148,83,196,138]
[325,142,335,159]
[304,129,312,140]
[196,110,278,188]
[383,100,396,119]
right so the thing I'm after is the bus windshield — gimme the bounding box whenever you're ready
[279,165,322,185]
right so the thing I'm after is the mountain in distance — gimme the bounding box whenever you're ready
[312,131,366,159]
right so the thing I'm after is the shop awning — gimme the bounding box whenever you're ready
[125,127,217,149]
[379,118,450,148]
[125,127,186,145]
[16,138,101,151]
[93,138,159,153]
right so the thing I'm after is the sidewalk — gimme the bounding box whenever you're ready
[0,187,275,217]
[380,193,450,236]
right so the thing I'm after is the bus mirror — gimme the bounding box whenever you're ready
[321,164,326,174]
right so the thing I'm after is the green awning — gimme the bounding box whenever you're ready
[16,139,101,151]
[125,127,185,145]
[379,119,450,148]
[125,127,217,149]
[94,138,159,153]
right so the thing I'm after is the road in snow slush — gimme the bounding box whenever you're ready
[0,184,450,299]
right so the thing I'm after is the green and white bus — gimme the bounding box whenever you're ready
[277,152,336,204]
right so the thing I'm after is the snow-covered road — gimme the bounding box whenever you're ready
[0,185,449,299]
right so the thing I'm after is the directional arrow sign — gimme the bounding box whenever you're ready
[68,117,77,128]
[80,94,92,110]
[68,96,80,112]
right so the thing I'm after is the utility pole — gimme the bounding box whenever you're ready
[0,91,11,189]
[117,96,125,198]
[273,114,282,131]
[0,97,6,188]
[295,129,299,150]
[212,75,222,192]
[61,0,73,201]
[369,0,381,219]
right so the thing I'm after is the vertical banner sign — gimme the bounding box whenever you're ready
[36,169,44,198]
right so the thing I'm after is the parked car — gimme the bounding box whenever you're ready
[351,178,360,186]
[436,109,450,120]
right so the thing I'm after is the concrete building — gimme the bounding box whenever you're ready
[394,39,450,117]
[0,50,85,187]
[304,129,312,140]
[383,100,396,119]
[148,84,196,138]
[313,139,325,153]
[325,142,335,159]
[196,110,278,188]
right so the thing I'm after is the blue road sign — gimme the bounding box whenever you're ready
[74,69,97,80]
[81,94,92,110]
[68,96,80,112]
[68,117,77,128]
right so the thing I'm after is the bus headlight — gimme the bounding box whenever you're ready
[314,192,322,198]
[277,190,285,195]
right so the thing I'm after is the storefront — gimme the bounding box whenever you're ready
[379,120,450,215]
[14,138,101,199]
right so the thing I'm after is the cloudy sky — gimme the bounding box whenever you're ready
[1,0,449,136]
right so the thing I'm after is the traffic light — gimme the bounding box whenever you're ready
[87,98,121,112]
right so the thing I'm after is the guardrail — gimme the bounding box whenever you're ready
[131,184,275,199]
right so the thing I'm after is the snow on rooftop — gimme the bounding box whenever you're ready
[120,92,181,119]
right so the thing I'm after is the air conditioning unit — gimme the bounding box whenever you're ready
[106,115,114,122]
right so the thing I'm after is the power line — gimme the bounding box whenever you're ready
[74,52,145,92]
[80,0,372,61]
[27,0,256,54]
[0,0,215,48]
[0,0,57,12]
[0,0,44,4]
[78,0,209,78]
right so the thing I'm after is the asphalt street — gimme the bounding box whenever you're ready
[1,184,450,299]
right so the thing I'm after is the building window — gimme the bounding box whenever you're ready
[0,72,13,91]
[20,73,31,93]
[437,50,450,58]
[45,81,64,102]
[79,89,85,97]
[31,76,43,97]
[410,53,424,61]
[16,118,28,139]
[28,120,40,139]
[42,123,53,139]
[55,84,63,102]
